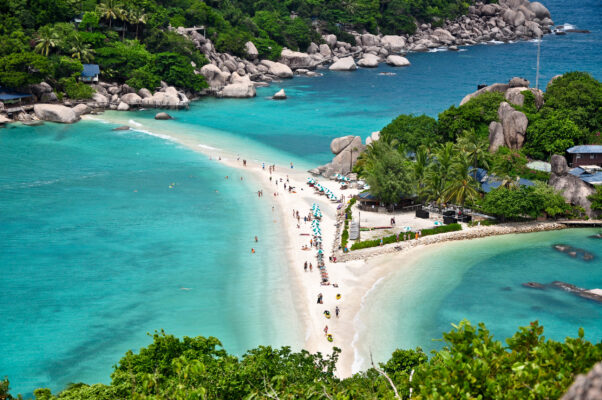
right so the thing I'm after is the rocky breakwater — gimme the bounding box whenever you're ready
[311,135,366,177]
[549,155,598,218]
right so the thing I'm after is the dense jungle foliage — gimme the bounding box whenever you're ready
[356,72,602,219]
[0,0,484,95]
[2,321,601,399]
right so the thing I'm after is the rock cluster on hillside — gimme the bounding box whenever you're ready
[311,135,366,177]
[549,155,597,218]
[174,0,552,97]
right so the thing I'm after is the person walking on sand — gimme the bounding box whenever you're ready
[317,293,323,304]
[304,261,308,272]
[309,263,313,272]
[335,306,340,318]
[323,325,328,335]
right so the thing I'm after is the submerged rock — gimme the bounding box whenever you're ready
[155,112,172,120]
[272,89,287,100]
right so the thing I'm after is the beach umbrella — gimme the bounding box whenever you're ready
[434,221,442,226]
[404,226,412,232]
[317,249,324,254]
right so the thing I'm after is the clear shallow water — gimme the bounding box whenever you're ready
[1,0,601,395]
[0,122,302,394]
[358,229,602,368]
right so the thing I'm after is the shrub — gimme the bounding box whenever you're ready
[59,77,95,99]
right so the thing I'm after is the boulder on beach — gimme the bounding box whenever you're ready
[117,101,130,111]
[319,44,332,58]
[381,35,406,53]
[72,104,91,117]
[279,49,313,70]
[323,34,337,48]
[33,104,79,124]
[329,57,357,71]
[272,89,287,100]
[386,55,411,67]
[331,135,355,154]
[138,88,152,99]
[120,93,142,105]
[155,112,172,120]
[218,82,256,98]
[261,60,294,78]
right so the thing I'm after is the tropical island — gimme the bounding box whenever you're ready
[1,0,602,399]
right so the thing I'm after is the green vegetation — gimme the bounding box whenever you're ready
[350,223,461,250]
[380,114,439,152]
[3,321,599,399]
[478,181,572,221]
[588,185,602,212]
[340,197,356,250]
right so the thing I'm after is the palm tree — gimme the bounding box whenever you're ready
[71,37,95,62]
[117,7,129,40]
[128,7,148,40]
[443,154,480,211]
[96,0,122,29]
[34,26,60,56]
[413,145,430,200]
[457,129,490,182]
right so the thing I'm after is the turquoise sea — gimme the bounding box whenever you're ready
[1,0,601,395]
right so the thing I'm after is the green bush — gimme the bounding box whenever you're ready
[126,65,161,91]
[59,77,95,99]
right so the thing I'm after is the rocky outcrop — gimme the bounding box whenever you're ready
[33,104,79,124]
[218,78,256,98]
[117,101,130,111]
[386,55,411,67]
[279,49,314,70]
[497,101,528,149]
[528,2,551,19]
[509,76,530,87]
[460,83,509,105]
[381,35,406,53]
[549,155,597,217]
[329,57,357,71]
[272,89,286,100]
[138,88,152,99]
[155,112,172,120]
[120,93,142,105]
[488,121,505,152]
[313,135,366,177]
[245,41,258,59]
[30,82,53,99]
[261,60,294,78]
[357,53,380,68]
[72,104,91,117]
[561,362,602,400]
[200,64,230,90]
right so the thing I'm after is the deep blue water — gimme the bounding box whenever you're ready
[1,0,600,395]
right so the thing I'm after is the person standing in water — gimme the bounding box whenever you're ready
[255,236,258,242]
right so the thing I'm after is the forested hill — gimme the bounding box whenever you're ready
[0,0,485,94]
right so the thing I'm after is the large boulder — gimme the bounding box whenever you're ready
[504,87,528,106]
[329,57,357,71]
[498,102,528,149]
[331,135,355,154]
[40,92,58,102]
[91,93,108,105]
[307,42,319,54]
[329,136,365,175]
[381,35,406,53]
[33,104,79,124]
[561,362,602,400]
[480,4,498,17]
[528,2,551,19]
[261,60,294,78]
[200,64,230,89]
[549,155,597,218]
[245,41,258,59]
[142,91,180,107]
[72,104,91,117]
[121,92,142,105]
[509,76,530,88]
[117,101,130,111]
[432,28,455,44]
[218,82,256,98]
[323,34,337,48]
[319,44,332,58]
[138,88,152,99]
[279,49,314,70]
[460,83,509,105]
[360,33,380,47]
[30,82,53,98]
[488,121,505,152]
[357,53,380,68]
[386,55,411,67]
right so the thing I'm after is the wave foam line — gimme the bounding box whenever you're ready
[351,276,385,374]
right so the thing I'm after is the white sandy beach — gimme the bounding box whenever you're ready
[85,114,580,378]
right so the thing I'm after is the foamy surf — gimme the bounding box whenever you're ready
[128,119,143,127]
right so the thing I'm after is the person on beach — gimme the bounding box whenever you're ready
[290,162,294,169]
[324,325,328,335]
[310,263,313,272]
[304,261,308,272]
[269,176,272,182]
[317,293,323,304]
[243,160,247,166]
[262,163,265,170]
[272,206,274,211]
[335,306,340,318]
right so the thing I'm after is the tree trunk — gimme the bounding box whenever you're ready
[135,23,139,40]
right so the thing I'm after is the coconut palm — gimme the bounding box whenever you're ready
[34,26,60,56]
[128,7,148,40]
[413,145,431,200]
[443,154,480,211]
[457,128,490,181]
[96,0,123,29]
[71,37,95,62]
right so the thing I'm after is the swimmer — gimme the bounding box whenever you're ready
[251,248,255,254]
[255,236,258,242]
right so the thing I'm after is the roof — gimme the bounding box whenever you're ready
[526,161,551,172]
[569,167,585,177]
[0,86,33,101]
[581,172,602,185]
[566,145,602,154]
[358,192,378,201]
[481,178,534,193]
[81,64,100,77]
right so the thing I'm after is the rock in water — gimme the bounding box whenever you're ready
[385,55,411,67]
[279,49,313,70]
[72,104,91,117]
[112,125,130,131]
[329,57,357,71]
[357,54,379,68]
[218,82,256,98]
[155,112,172,120]
[33,104,79,124]
[260,60,294,78]
[121,93,142,105]
[117,102,129,111]
[381,35,406,53]
[272,89,287,100]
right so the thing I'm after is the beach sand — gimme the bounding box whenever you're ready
[84,114,570,378]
